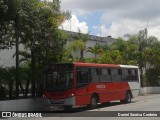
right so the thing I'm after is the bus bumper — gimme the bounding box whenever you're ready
[48,96,76,106]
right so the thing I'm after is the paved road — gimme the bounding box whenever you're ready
[3,94,160,120]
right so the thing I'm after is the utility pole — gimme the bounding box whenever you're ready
[146,19,148,29]
[70,19,71,31]
[100,26,101,37]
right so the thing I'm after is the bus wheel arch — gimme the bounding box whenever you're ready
[90,93,99,109]
[121,90,132,103]
[126,90,132,103]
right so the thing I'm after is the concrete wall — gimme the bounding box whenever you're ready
[140,87,160,95]
[0,98,49,111]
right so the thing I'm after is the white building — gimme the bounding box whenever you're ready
[65,31,116,58]
[0,31,116,67]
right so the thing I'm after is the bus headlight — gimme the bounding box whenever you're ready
[43,95,47,98]
[69,94,74,97]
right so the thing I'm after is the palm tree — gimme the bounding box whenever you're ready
[87,44,103,59]
[71,29,89,61]
[69,40,85,61]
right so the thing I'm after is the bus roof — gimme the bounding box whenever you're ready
[120,65,138,68]
[73,62,138,68]
[52,62,138,68]
[73,62,119,67]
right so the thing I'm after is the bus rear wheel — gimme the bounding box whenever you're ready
[121,91,131,103]
[90,95,98,109]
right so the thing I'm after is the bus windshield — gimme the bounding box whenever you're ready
[46,64,74,91]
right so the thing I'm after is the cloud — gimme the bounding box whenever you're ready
[93,20,160,39]
[61,0,160,20]
[60,0,160,39]
[59,15,88,33]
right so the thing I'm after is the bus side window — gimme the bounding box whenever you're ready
[134,69,139,81]
[122,68,139,82]
[111,69,121,82]
[76,68,89,88]
[108,69,111,75]
[128,69,139,82]
[118,69,122,81]
[100,68,111,82]
[130,69,134,81]
[122,69,128,81]
[128,69,132,81]
[90,68,100,83]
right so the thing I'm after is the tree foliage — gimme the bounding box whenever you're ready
[0,0,71,99]
[1,0,160,100]
[67,28,160,87]
[69,29,89,61]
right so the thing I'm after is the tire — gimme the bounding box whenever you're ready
[90,95,98,109]
[63,106,72,111]
[102,102,110,106]
[121,91,131,103]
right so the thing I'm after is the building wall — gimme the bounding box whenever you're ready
[0,31,116,67]
[0,44,24,68]
[65,31,116,59]
[0,49,15,67]
[140,87,160,95]
[0,98,49,111]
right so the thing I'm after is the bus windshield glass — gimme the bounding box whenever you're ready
[46,64,74,91]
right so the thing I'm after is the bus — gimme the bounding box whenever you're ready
[43,62,140,109]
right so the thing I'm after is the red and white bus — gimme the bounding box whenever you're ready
[43,62,140,109]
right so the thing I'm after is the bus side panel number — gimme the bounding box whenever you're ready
[96,85,106,89]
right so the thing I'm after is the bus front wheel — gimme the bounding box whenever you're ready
[90,95,98,109]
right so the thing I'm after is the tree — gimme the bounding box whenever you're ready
[111,37,128,52]
[0,0,8,21]
[125,28,159,86]
[109,37,138,65]
[0,0,20,98]
[97,50,123,64]
[16,0,70,97]
[0,0,15,50]
[69,39,86,61]
[70,29,89,61]
[0,0,71,98]
[87,44,103,59]
[101,44,111,52]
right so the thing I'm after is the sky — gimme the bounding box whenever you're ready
[59,0,160,39]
